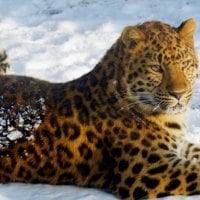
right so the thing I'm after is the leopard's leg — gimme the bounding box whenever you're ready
[110,128,200,200]
[112,150,200,200]
[0,49,10,75]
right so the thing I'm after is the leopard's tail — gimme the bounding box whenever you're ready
[0,49,10,75]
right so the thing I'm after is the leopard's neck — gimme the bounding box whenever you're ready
[90,40,126,97]
[67,40,128,109]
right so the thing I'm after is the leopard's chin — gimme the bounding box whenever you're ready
[161,103,187,115]
[147,102,187,115]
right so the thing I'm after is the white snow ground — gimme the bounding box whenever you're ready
[0,0,200,199]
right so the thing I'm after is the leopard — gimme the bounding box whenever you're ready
[0,18,200,200]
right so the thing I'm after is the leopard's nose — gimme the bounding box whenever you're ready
[168,91,184,100]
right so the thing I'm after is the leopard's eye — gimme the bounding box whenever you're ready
[182,61,190,69]
[150,65,162,73]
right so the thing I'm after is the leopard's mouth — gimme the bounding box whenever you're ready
[159,102,187,114]
[147,97,187,114]
[136,94,188,114]
[172,103,184,111]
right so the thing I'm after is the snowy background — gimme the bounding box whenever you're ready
[0,0,200,199]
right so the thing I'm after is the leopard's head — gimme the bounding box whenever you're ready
[119,19,198,115]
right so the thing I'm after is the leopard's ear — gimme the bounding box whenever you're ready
[178,18,196,48]
[121,26,146,47]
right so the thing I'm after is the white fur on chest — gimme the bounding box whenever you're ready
[147,112,187,138]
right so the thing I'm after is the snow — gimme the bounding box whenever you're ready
[7,130,23,141]
[0,0,200,199]
[0,97,45,147]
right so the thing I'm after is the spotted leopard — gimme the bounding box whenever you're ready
[0,19,200,200]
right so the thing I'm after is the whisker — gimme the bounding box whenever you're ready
[152,100,164,112]
[120,103,138,110]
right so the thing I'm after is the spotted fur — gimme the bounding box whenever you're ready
[0,19,200,200]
